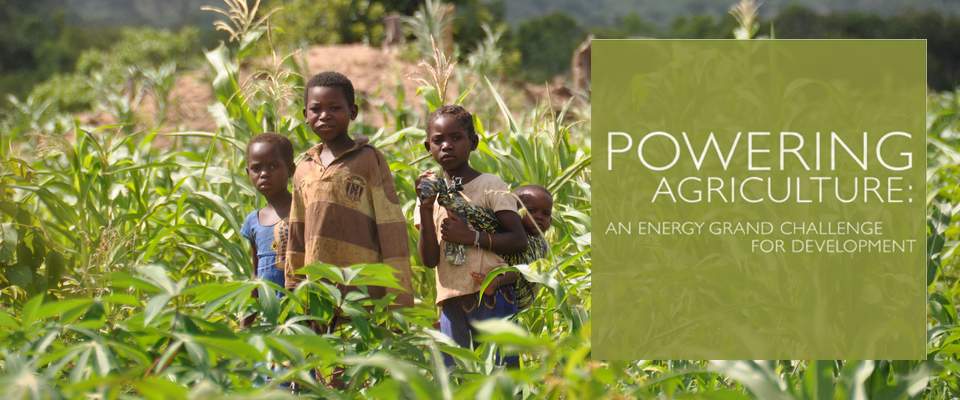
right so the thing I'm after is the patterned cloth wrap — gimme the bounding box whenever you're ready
[271,219,289,270]
[418,176,498,266]
[418,175,542,310]
[502,234,547,311]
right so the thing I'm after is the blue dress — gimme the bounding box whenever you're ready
[240,210,286,288]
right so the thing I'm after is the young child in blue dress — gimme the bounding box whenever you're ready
[241,133,295,290]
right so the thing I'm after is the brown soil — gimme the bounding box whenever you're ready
[301,44,422,107]
[76,44,577,135]
[139,69,217,132]
[120,44,424,133]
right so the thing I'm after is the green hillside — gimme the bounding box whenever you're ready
[505,0,960,27]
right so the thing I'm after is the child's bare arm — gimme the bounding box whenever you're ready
[419,207,440,268]
[438,210,527,254]
[486,210,528,254]
[416,172,440,268]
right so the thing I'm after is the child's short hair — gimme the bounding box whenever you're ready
[247,132,294,168]
[515,184,552,205]
[303,71,355,106]
[428,105,479,146]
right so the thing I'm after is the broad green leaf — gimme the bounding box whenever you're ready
[110,271,164,293]
[257,281,281,323]
[21,294,43,327]
[477,265,519,303]
[137,264,178,295]
[204,44,237,93]
[438,344,481,364]
[143,294,172,326]
[37,299,94,320]
[195,282,253,317]
[281,334,336,360]
[187,191,242,238]
[840,360,875,400]
[803,360,836,400]
[135,377,188,400]
[472,318,547,349]
[344,263,404,289]
[342,354,439,400]
[707,361,793,400]
[101,294,139,306]
[91,341,111,375]
[191,335,263,362]
[0,309,17,329]
[297,263,343,284]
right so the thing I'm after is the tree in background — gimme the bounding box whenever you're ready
[513,12,586,83]
[771,6,960,90]
[0,0,110,100]
[447,0,506,54]
[268,0,432,47]
[6,0,960,101]
[669,14,735,38]
[592,12,659,38]
[29,27,198,113]
[268,0,384,46]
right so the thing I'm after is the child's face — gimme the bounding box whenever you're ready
[520,191,553,235]
[304,86,357,143]
[246,142,291,197]
[426,115,474,172]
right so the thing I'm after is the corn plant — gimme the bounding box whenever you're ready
[0,0,958,398]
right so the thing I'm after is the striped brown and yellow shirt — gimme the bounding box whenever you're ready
[285,136,413,306]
